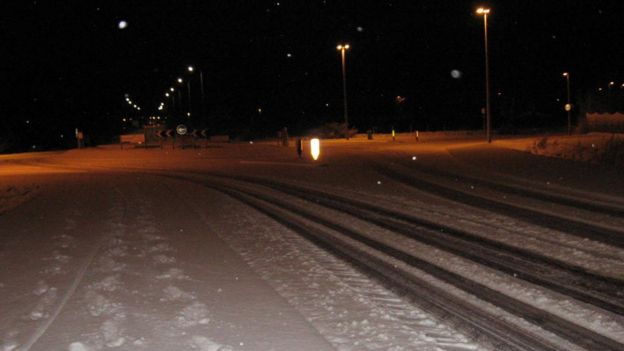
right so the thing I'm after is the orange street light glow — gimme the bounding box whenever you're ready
[476,7,490,15]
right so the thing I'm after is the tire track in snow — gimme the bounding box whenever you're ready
[173,175,484,351]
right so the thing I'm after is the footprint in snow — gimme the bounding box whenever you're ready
[33,280,49,296]
[176,302,210,328]
[89,275,121,292]
[153,254,176,264]
[97,256,126,272]
[162,285,195,302]
[85,291,119,317]
[68,342,89,351]
[191,336,233,351]
[156,268,190,280]
[29,287,58,320]
[100,320,126,348]
[149,242,174,253]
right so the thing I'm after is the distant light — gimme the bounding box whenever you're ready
[356,26,364,32]
[310,138,320,160]
[118,20,128,29]
[286,53,292,58]
[158,106,163,111]
[177,77,183,83]
[412,156,417,161]
[165,93,170,97]
[170,87,174,92]
[450,69,462,79]
[187,66,194,72]
[476,8,490,15]
[609,81,615,86]
[562,72,568,77]
[187,112,191,116]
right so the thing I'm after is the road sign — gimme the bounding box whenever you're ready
[176,124,188,136]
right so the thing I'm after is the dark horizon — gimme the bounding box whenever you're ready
[2,0,623,151]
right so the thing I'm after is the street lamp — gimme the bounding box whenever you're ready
[563,72,572,135]
[337,43,350,135]
[476,7,491,143]
[188,65,205,120]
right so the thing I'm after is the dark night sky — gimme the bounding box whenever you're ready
[2,0,623,150]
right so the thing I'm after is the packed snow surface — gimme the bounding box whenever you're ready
[1,133,623,350]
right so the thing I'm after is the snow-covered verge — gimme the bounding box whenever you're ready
[494,132,624,167]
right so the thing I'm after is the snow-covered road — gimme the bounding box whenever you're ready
[1,135,623,350]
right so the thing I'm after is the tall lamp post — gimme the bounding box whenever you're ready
[337,43,350,135]
[176,77,187,117]
[563,72,572,135]
[187,66,205,121]
[476,7,491,143]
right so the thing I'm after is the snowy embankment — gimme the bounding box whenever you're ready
[0,184,39,214]
[493,132,624,167]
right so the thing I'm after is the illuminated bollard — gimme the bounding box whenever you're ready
[310,138,320,160]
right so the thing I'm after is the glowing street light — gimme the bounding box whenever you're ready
[170,87,175,92]
[563,72,572,135]
[337,43,350,135]
[187,65,194,72]
[476,7,492,143]
[177,77,183,84]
